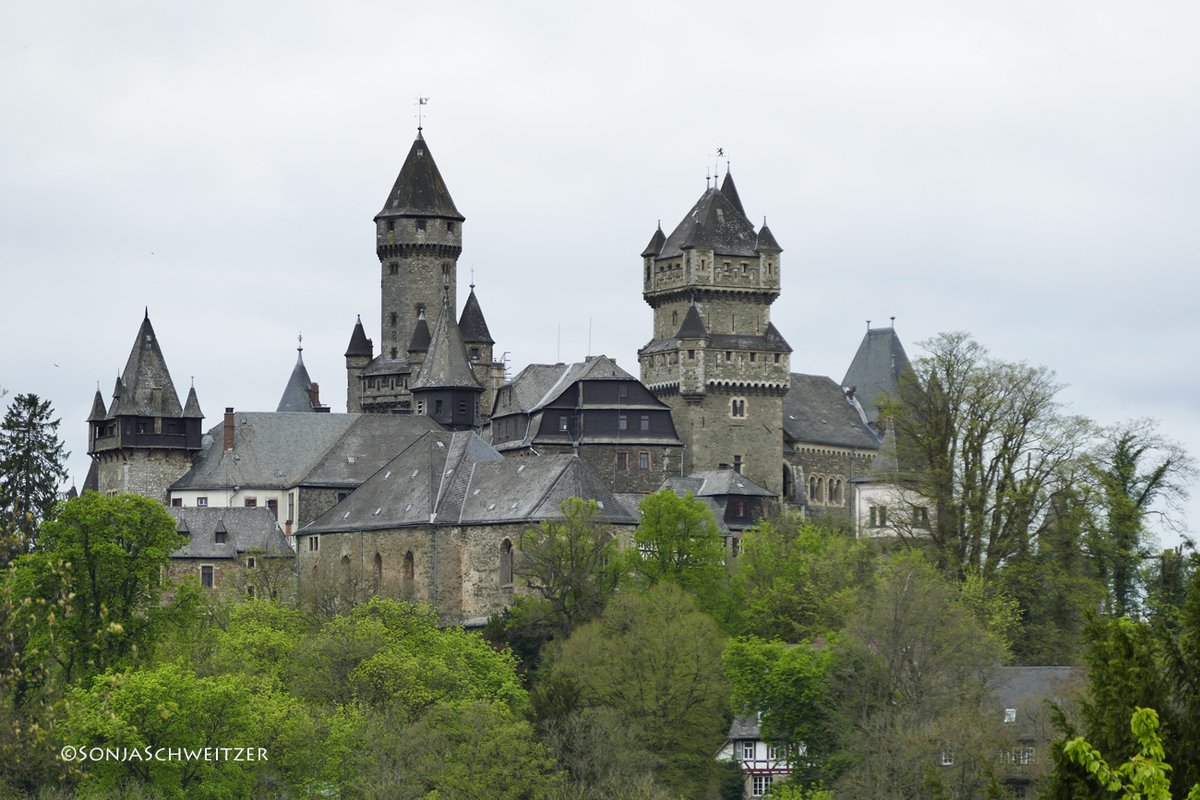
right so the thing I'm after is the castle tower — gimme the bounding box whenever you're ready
[87,311,204,501]
[639,169,791,494]
[458,283,506,415]
[276,340,330,413]
[344,316,373,413]
[411,287,483,431]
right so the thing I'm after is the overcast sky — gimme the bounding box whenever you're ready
[2,1,1197,545]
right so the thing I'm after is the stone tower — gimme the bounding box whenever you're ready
[411,287,484,430]
[458,284,506,416]
[638,170,791,494]
[87,312,204,501]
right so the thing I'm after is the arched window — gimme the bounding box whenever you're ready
[404,550,414,580]
[373,553,383,593]
[730,398,747,418]
[402,550,415,600]
[500,539,513,586]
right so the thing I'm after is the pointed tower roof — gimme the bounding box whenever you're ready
[344,315,373,358]
[720,169,745,216]
[756,220,782,253]
[842,326,913,424]
[109,312,185,417]
[87,389,107,422]
[408,308,432,353]
[183,386,203,419]
[376,131,465,222]
[659,186,758,259]
[458,286,494,345]
[676,302,709,339]
[277,346,317,412]
[412,289,484,392]
[641,223,666,258]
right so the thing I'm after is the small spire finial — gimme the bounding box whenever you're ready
[415,96,429,131]
[144,306,149,319]
[866,319,872,330]
[297,332,303,353]
[470,265,475,290]
[190,376,195,387]
[890,316,896,328]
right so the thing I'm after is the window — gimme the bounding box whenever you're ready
[469,346,480,361]
[200,565,214,589]
[559,415,569,432]
[390,347,398,359]
[389,263,398,275]
[725,351,732,361]
[752,775,773,797]
[749,352,757,362]
[404,550,415,579]
[446,221,455,232]
[386,220,394,232]
[196,497,208,508]
[616,452,629,470]
[740,740,756,760]
[730,398,746,418]
[246,557,256,569]
[774,353,781,363]
[1019,747,1035,765]
[914,505,931,528]
[731,537,740,558]
[638,451,650,470]
[458,400,467,416]
[640,415,649,431]
[768,744,782,761]
[500,539,513,585]
[618,414,628,431]
[618,384,628,398]
[733,455,743,474]
[1004,708,1017,724]
[214,523,227,545]
[688,349,695,359]
[244,497,257,508]
[732,498,748,518]
[170,497,182,507]
[435,399,444,416]
[940,747,954,766]
[308,535,320,552]
[390,312,397,326]
[870,505,888,527]
[416,219,426,231]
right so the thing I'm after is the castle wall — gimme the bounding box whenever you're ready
[94,450,194,504]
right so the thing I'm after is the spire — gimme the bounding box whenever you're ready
[458,286,494,345]
[182,386,203,419]
[277,346,317,412]
[87,388,107,422]
[109,313,185,417]
[412,289,483,392]
[345,315,373,358]
[720,168,745,216]
[842,326,913,425]
[376,132,465,221]
[408,308,432,353]
[755,219,782,253]
[641,222,666,258]
[676,301,709,339]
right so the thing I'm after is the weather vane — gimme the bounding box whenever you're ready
[297,332,303,352]
[416,97,429,130]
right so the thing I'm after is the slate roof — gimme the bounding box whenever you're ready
[676,303,708,338]
[304,431,636,533]
[988,666,1081,740]
[300,414,442,488]
[108,313,185,418]
[727,715,761,739]
[458,287,494,345]
[663,469,774,498]
[407,310,431,353]
[492,356,637,417]
[411,293,483,392]
[640,327,792,356]
[720,170,745,216]
[276,349,318,412]
[659,186,759,259]
[169,507,291,560]
[361,355,413,377]
[87,390,107,422]
[783,373,881,450]
[183,386,203,419]
[345,316,373,358]
[842,327,912,423]
[756,223,782,252]
[376,131,464,221]
[170,412,359,491]
[641,224,666,258]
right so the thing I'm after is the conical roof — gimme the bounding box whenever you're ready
[676,302,709,339]
[658,186,758,259]
[109,312,185,417]
[720,169,745,216]
[345,315,373,358]
[87,389,107,422]
[376,132,464,221]
[641,224,666,257]
[408,309,432,353]
[458,287,494,345]
[842,326,912,424]
[277,348,317,412]
[412,290,483,392]
[183,386,203,419]
[756,221,782,252]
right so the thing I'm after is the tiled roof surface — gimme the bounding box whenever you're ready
[783,373,881,450]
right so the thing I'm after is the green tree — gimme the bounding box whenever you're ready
[628,489,728,616]
[1063,708,1200,800]
[0,393,68,564]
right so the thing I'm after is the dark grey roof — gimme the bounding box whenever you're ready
[676,303,708,339]
[727,715,761,739]
[305,430,636,533]
[987,666,1082,740]
[361,355,413,377]
[168,507,291,560]
[720,170,745,216]
[492,356,637,417]
[170,412,359,491]
[756,223,781,253]
[375,132,464,221]
[345,316,373,358]
[182,386,203,419]
[407,310,431,353]
[663,469,774,498]
[842,327,912,423]
[411,293,483,392]
[300,414,442,488]
[458,288,494,345]
[659,187,759,259]
[87,389,107,422]
[641,224,666,258]
[783,373,881,450]
[641,329,792,356]
[82,459,99,493]
[108,313,185,418]
[276,349,318,413]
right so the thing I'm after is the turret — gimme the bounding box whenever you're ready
[411,286,483,431]
[344,315,373,413]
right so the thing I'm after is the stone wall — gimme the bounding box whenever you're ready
[94,449,194,504]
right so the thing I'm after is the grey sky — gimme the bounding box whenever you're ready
[2,1,1197,543]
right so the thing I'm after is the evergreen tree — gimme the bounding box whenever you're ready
[0,393,68,561]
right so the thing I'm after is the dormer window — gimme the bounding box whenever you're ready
[214,521,228,545]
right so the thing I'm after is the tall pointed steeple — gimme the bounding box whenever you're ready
[408,308,432,354]
[720,168,745,216]
[412,286,483,430]
[458,285,494,346]
[277,339,327,412]
[376,131,465,222]
[110,311,185,417]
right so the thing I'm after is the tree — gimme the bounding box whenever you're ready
[0,393,68,564]
[1063,708,1200,800]
[887,332,1091,577]
[517,498,621,639]
[628,489,729,617]
[1086,420,1195,617]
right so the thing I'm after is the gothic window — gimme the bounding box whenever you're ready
[404,550,414,579]
[500,539,513,585]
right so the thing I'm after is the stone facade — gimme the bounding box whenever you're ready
[93,449,196,505]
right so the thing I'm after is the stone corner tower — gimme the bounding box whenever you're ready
[638,169,791,495]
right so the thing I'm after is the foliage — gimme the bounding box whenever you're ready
[541,706,671,800]
[0,394,68,565]
[1064,708,1200,800]
[886,332,1091,577]
[628,489,730,619]
[518,498,620,638]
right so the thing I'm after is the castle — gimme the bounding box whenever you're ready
[84,128,911,615]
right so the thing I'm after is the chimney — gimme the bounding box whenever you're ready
[309,382,320,408]
[224,407,235,451]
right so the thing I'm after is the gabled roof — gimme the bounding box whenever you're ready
[842,327,912,423]
[276,349,318,412]
[170,412,359,491]
[676,303,709,339]
[299,414,442,488]
[169,507,291,560]
[305,431,635,533]
[376,132,464,221]
[407,310,432,353]
[492,356,637,417]
[659,186,759,259]
[783,373,881,450]
[182,386,203,419]
[345,316,373,358]
[458,287,494,345]
[108,313,185,418]
[87,389,107,422]
[411,292,483,392]
[641,224,666,258]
